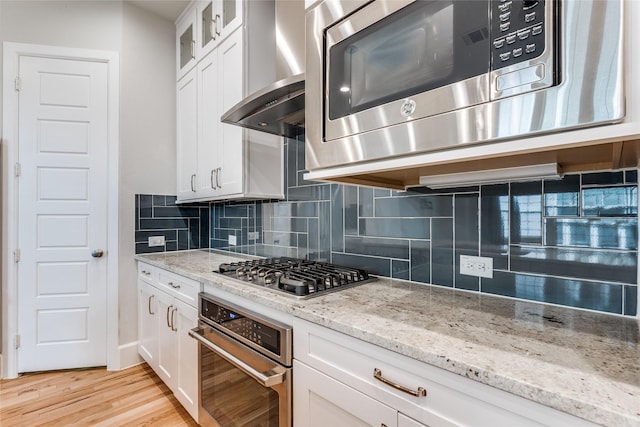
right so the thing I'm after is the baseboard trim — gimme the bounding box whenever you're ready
[114,341,143,371]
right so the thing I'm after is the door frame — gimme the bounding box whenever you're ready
[2,42,120,378]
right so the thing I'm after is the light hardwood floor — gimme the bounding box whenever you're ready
[0,363,199,426]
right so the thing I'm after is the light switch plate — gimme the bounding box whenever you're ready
[460,255,493,278]
[228,235,237,246]
[148,236,165,247]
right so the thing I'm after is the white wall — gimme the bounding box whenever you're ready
[119,0,177,349]
[0,0,177,365]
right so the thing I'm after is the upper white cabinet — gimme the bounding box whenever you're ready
[177,68,198,200]
[199,0,243,59]
[176,7,198,81]
[176,0,284,203]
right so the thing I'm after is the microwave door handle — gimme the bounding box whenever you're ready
[189,327,286,388]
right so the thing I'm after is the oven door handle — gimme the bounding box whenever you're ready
[189,327,286,388]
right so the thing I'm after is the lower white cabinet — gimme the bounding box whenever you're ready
[294,360,410,427]
[137,262,200,422]
[293,318,596,427]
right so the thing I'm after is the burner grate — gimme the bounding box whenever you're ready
[217,257,370,297]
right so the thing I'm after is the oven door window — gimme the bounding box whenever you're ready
[327,0,490,120]
[201,345,280,427]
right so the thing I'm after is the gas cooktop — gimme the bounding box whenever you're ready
[216,257,372,298]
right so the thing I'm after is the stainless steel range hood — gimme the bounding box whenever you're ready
[221,1,305,138]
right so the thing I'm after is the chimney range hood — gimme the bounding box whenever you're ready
[221,1,305,139]
[221,73,304,138]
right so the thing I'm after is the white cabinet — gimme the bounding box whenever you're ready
[199,0,242,59]
[156,289,179,385]
[295,361,399,427]
[136,262,201,422]
[399,414,429,427]
[176,0,283,203]
[176,68,198,200]
[176,7,198,81]
[177,31,244,201]
[176,0,242,79]
[293,318,597,427]
[138,281,158,367]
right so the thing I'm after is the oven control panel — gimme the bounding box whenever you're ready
[200,294,290,361]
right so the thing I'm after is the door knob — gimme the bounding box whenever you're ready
[91,249,104,258]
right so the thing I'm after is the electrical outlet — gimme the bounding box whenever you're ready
[248,231,259,241]
[460,255,493,278]
[148,236,165,247]
[228,235,237,246]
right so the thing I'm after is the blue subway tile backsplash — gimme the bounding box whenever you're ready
[135,136,638,317]
[134,194,209,254]
[206,136,638,317]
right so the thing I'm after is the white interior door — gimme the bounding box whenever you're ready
[17,55,109,372]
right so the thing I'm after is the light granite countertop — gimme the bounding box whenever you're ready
[136,249,640,426]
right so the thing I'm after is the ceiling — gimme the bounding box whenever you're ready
[127,0,189,21]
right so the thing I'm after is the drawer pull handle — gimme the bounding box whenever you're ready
[141,270,151,276]
[373,368,427,397]
[168,281,181,289]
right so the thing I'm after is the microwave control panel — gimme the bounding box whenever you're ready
[491,0,548,69]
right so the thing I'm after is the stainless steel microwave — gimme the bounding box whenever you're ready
[305,0,625,171]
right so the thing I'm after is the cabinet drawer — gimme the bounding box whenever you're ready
[157,269,201,307]
[293,319,595,427]
[138,262,157,284]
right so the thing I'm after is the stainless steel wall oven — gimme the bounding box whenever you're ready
[189,293,292,427]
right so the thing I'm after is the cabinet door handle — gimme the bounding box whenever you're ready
[215,167,221,189]
[210,169,216,189]
[166,305,173,328]
[190,40,195,59]
[148,294,155,315]
[373,368,427,397]
[171,308,178,332]
[210,18,216,41]
[190,174,196,192]
[215,14,221,36]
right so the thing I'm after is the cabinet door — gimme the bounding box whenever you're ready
[399,414,428,427]
[294,361,398,427]
[174,299,199,422]
[199,1,217,58]
[177,69,198,202]
[176,7,198,80]
[138,281,158,369]
[215,0,243,42]
[196,51,220,199]
[156,289,178,388]
[216,29,244,196]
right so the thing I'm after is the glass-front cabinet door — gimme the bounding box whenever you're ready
[200,1,216,57]
[176,7,198,80]
[217,0,243,43]
[199,0,242,58]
